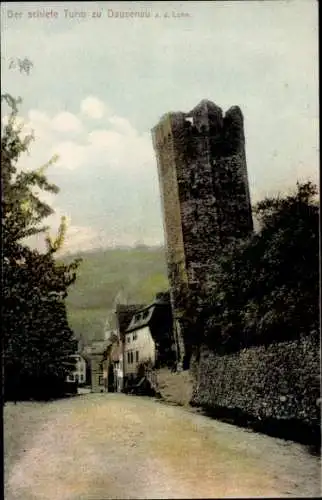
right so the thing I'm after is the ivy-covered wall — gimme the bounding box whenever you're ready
[191,334,320,444]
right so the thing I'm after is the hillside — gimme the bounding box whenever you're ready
[63,246,169,345]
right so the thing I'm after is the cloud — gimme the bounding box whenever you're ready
[86,127,153,171]
[27,111,52,138]
[25,219,101,256]
[13,98,154,174]
[23,190,101,255]
[80,96,106,119]
[51,123,153,173]
[108,116,137,137]
[52,141,87,170]
[11,97,162,251]
[56,224,101,256]
[51,112,83,134]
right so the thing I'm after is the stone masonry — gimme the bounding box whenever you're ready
[151,100,253,365]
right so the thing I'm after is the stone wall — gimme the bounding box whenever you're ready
[191,334,320,444]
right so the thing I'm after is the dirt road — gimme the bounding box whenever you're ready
[4,394,321,499]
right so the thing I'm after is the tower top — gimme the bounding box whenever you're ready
[188,99,223,118]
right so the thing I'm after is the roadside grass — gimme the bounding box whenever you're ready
[156,367,195,407]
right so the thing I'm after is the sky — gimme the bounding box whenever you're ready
[1,1,319,254]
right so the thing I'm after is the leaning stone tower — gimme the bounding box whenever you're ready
[151,100,253,367]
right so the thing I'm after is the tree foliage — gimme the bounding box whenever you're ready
[2,95,81,400]
[204,181,319,351]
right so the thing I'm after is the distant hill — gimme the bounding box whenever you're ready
[62,246,169,345]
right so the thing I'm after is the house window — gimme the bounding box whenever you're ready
[68,374,75,382]
[135,351,139,363]
[127,335,131,343]
[133,332,137,341]
[127,351,134,364]
[130,351,134,364]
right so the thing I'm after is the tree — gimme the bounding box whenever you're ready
[2,95,81,400]
[204,181,319,351]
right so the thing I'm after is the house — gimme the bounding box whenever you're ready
[113,303,145,389]
[110,340,124,392]
[101,338,124,393]
[85,340,110,393]
[123,294,174,386]
[103,304,144,390]
[115,304,146,339]
[66,354,87,385]
[80,349,92,386]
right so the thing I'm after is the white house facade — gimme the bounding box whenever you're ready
[124,325,156,377]
[113,352,124,392]
[66,354,87,384]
